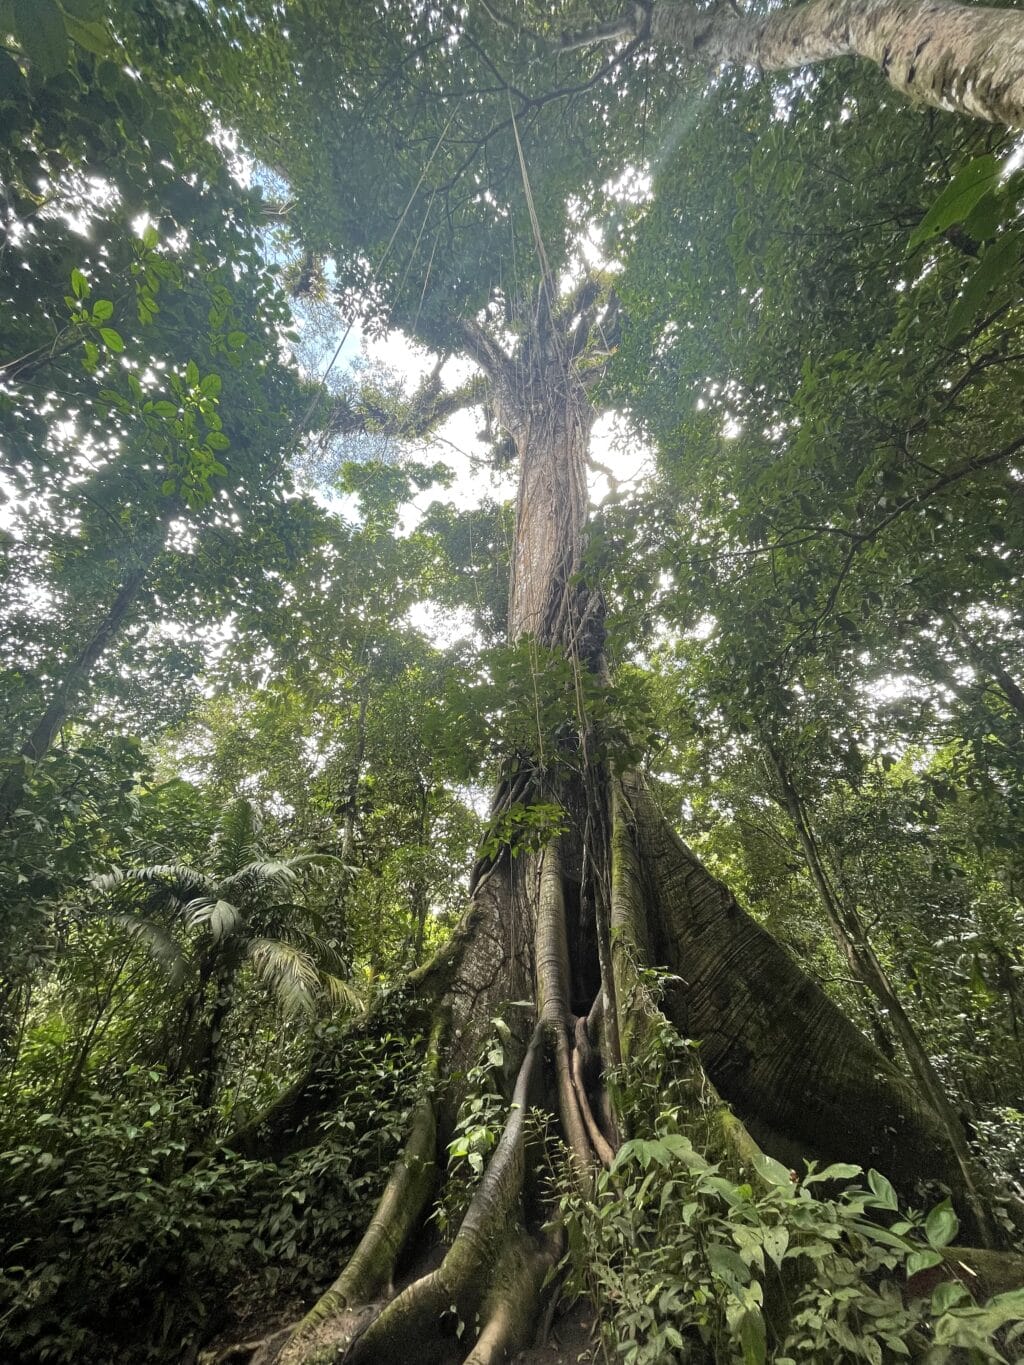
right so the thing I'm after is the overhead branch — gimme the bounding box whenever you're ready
[457,317,513,381]
[559,4,650,51]
[560,0,1024,127]
[327,371,488,442]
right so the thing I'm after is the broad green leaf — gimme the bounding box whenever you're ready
[925,1200,959,1249]
[867,1169,898,1210]
[208,899,240,941]
[932,1280,971,1312]
[962,189,1003,243]
[762,1225,788,1268]
[802,1162,861,1185]
[751,1151,792,1186]
[70,268,89,299]
[60,0,105,16]
[738,1305,767,1365]
[944,230,1024,342]
[91,299,113,321]
[99,327,124,352]
[0,48,26,103]
[908,155,1000,252]
[62,13,114,56]
[906,1248,943,1277]
[707,1241,751,1293]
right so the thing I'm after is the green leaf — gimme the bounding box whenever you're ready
[924,1199,959,1249]
[751,1152,792,1186]
[62,13,114,56]
[70,267,89,300]
[227,330,247,348]
[0,49,27,104]
[207,430,230,451]
[738,1305,767,1365]
[13,0,67,80]
[762,1225,788,1268]
[962,189,1003,243]
[99,327,124,352]
[707,1241,751,1293]
[944,230,1024,343]
[867,1169,898,1210]
[908,155,1000,252]
[200,372,222,398]
[931,1280,971,1312]
[802,1162,861,1185]
[207,899,240,942]
[91,299,113,321]
[906,1248,943,1277]
[59,0,105,16]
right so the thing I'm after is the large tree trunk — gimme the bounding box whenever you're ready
[572,0,1024,127]
[227,301,1012,1365]
[650,0,1024,127]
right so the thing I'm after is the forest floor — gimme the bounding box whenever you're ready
[201,1273,601,1364]
[512,1299,599,1363]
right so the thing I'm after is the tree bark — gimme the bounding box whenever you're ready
[640,0,1024,127]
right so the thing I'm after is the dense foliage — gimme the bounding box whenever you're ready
[1,2,1022,1362]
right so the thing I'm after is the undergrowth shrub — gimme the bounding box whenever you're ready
[0,1008,424,1363]
[560,977,1024,1365]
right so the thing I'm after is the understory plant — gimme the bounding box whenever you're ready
[560,1010,1024,1365]
[0,1014,425,1363]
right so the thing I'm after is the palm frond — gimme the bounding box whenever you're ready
[220,852,339,896]
[220,859,300,894]
[275,924,347,975]
[108,913,187,987]
[213,798,265,878]
[321,973,366,1016]
[92,865,214,899]
[247,936,320,1016]
[185,897,242,942]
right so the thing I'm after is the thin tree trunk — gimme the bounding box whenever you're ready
[340,668,370,864]
[647,0,1024,127]
[764,741,999,1245]
[0,528,165,829]
[195,957,238,1115]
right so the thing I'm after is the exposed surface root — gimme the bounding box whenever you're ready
[340,1025,544,1363]
[462,1228,561,1365]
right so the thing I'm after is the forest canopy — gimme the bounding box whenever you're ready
[1,2,1024,1363]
